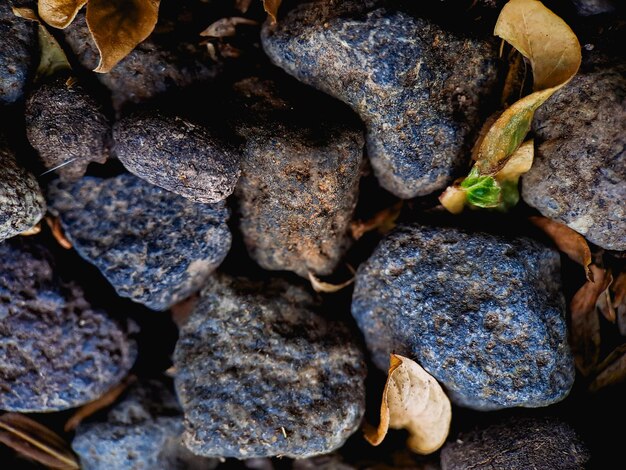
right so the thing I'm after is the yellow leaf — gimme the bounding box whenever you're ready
[86,0,160,73]
[438,185,467,214]
[308,268,355,293]
[494,139,534,182]
[38,0,87,29]
[364,354,451,455]
[263,0,282,24]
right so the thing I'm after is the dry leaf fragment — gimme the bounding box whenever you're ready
[235,0,253,14]
[530,216,593,281]
[36,24,72,81]
[308,268,355,293]
[364,354,451,455]
[86,0,160,73]
[263,0,282,24]
[200,17,257,38]
[19,224,42,236]
[589,344,626,392]
[65,375,136,432]
[570,265,611,376]
[38,0,87,29]
[0,413,79,470]
[350,202,402,240]
[613,273,626,336]
[45,216,72,249]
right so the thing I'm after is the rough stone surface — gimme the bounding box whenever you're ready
[0,1,36,105]
[522,52,626,251]
[0,238,136,412]
[571,0,615,16]
[174,275,367,459]
[352,224,574,410]
[0,136,45,241]
[64,13,222,110]
[48,173,231,311]
[262,0,499,199]
[113,111,240,203]
[72,379,218,470]
[25,75,110,181]
[231,76,364,277]
[441,416,590,469]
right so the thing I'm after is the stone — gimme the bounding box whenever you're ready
[0,238,136,412]
[351,223,574,410]
[0,136,45,241]
[522,52,626,251]
[261,0,499,199]
[441,416,590,469]
[113,111,240,204]
[174,275,367,459]
[293,454,355,470]
[0,1,36,105]
[48,173,231,311]
[72,379,218,470]
[63,9,222,110]
[231,76,364,277]
[25,75,110,181]
[571,0,616,16]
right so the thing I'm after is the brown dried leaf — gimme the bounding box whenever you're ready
[350,202,402,240]
[86,0,160,73]
[308,269,355,294]
[38,0,87,29]
[263,0,282,24]
[596,274,615,323]
[45,216,72,249]
[12,6,40,21]
[0,413,79,470]
[613,273,626,336]
[589,344,626,392]
[171,294,199,327]
[235,0,253,13]
[530,216,593,281]
[65,375,136,432]
[570,265,611,376]
[364,354,451,455]
[19,224,42,236]
[200,17,257,38]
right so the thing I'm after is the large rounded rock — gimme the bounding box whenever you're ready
[522,53,626,251]
[174,275,367,459]
[113,112,240,204]
[232,76,364,277]
[48,173,231,311]
[72,379,218,470]
[0,136,45,241]
[351,224,574,410]
[25,76,110,181]
[262,0,499,199]
[0,238,136,412]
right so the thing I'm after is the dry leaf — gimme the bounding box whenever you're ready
[530,216,593,281]
[235,0,253,13]
[494,139,534,182]
[0,413,79,470]
[589,344,626,392]
[364,354,451,455]
[171,294,199,327]
[613,273,626,336]
[19,224,42,236]
[38,0,87,29]
[86,0,160,73]
[65,375,136,431]
[12,6,40,21]
[308,268,355,293]
[36,24,72,80]
[45,216,72,249]
[200,17,257,38]
[596,276,616,323]
[350,201,402,240]
[570,265,611,376]
[263,0,282,24]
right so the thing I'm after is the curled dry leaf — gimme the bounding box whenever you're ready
[65,375,136,432]
[38,0,87,29]
[19,224,42,236]
[350,201,402,240]
[364,354,451,455]
[86,0,160,73]
[263,0,282,24]
[201,17,258,38]
[589,343,626,392]
[530,216,593,281]
[45,216,72,249]
[308,268,355,294]
[440,0,581,213]
[570,265,611,376]
[0,413,79,470]
[36,24,72,81]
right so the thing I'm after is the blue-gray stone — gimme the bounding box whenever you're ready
[351,224,574,410]
[48,173,231,311]
[0,238,136,412]
[72,379,218,470]
[261,0,499,199]
[174,274,367,459]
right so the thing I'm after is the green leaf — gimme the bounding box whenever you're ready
[461,174,501,208]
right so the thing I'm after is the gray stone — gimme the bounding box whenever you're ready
[441,416,589,469]
[25,76,110,181]
[48,173,231,311]
[0,1,36,105]
[261,0,499,199]
[571,0,615,16]
[0,238,137,412]
[73,379,218,470]
[113,111,240,204]
[0,136,45,241]
[522,52,626,251]
[174,275,367,459]
[351,224,574,410]
[232,76,364,277]
[64,13,222,110]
